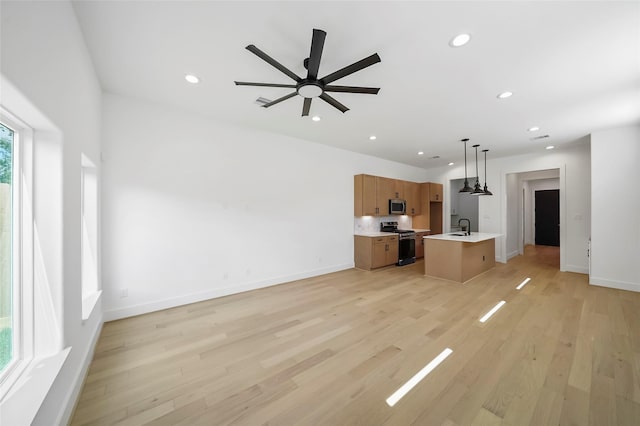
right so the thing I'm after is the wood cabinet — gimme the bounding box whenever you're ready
[424,236,496,282]
[354,235,399,270]
[411,182,443,234]
[354,174,378,216]
[429,182,443,202]
[376,176,402,213]
[403,181,421,216]
[355,174,408,216]
[354,174,438,218]
[415,231,430,259]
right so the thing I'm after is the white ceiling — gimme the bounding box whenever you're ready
[72,1,640,169]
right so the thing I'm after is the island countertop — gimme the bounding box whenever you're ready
[424,232,502,243]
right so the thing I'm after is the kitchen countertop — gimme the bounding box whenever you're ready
[424,232,502,243]
[354,231,397,237]
[412,228,431,233]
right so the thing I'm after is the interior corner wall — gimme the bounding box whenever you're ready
[1,1,103,424]
[101,93,428,320]
[590,125,640,292]
[506,173,519,260]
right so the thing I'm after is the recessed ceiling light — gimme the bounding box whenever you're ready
[497,91,513,99]
[418,151,424,155]
[185,74,200,84]
[528,126,540,132]
[546,145,555,150]
[448,162,454,166]
[311,116,321,122]
[369,135,377,141]
[450,33,471,47]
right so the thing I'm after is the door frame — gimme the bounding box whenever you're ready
[499,165,567,271]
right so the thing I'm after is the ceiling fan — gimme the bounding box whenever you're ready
[235,29,381,116]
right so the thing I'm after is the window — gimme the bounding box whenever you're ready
[81,154,100,319]
[0,121,14,376]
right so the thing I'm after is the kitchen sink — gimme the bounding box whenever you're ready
[450,233,466,236]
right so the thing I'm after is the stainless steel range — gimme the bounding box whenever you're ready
[380,221,416,266]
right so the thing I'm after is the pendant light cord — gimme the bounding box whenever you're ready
[473,144,480,182]
[464,141,468,179]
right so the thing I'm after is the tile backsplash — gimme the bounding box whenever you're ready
[354,215,413,233]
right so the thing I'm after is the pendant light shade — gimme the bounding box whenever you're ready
[459,138,473,193]
[471,144,485,195]
[482,149,493,195]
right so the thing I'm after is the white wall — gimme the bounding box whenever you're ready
[424,140,591,273]
[591,126,640,291]
[101,93,427,320]
[0,1,103,424]
[449,178,479,232]
[506,173,519,259]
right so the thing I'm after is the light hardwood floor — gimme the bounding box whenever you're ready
[71,246,640,425]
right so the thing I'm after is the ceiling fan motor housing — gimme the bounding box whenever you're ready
[297,81,323,98]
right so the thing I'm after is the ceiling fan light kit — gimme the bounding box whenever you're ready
[235,29,381,117]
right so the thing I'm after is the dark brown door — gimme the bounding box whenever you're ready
[535,189,560,246]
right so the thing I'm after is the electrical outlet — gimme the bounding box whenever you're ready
[120,288,128,298]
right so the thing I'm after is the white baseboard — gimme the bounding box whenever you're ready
[55,315,103,426]
[507,250,519,261]
[104,263,354,321]
[589,276,640,293]
[564,264,589,274]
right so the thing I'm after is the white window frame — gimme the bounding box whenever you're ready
[0,111,34,399]
[81,154,101,320]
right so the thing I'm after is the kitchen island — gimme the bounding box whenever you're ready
[424,233,502,283]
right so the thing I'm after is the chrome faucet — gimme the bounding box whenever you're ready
[458,218,471,236]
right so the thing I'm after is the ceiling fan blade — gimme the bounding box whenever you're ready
[235,81,297,88]
[302,98,312,116]
[320,53,381,85]
[319,93,349,113]
[306,29,326,80]
[262,92,298,108]
[324,85,380,94]
[246,44,301,82]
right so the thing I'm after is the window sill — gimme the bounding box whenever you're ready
[82,290,102,321]
[0,347,71,425]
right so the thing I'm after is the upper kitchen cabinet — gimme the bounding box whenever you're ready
[354,174,378,216]
[354,174,431,217]
[430,182,443,202]
[403,181,421,215]
[376,176,402,204]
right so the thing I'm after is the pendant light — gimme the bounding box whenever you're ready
[481,149,493,196]
[471,144,485,195]
[459,138,473,193]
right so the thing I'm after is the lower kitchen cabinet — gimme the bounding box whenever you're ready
[415,231,430,258]
[354,235,399,270]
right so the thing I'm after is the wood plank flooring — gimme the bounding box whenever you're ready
[71,245,640,425]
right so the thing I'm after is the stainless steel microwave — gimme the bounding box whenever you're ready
[389,199,406,215]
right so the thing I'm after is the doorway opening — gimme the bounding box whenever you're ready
[506,169,561,269]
